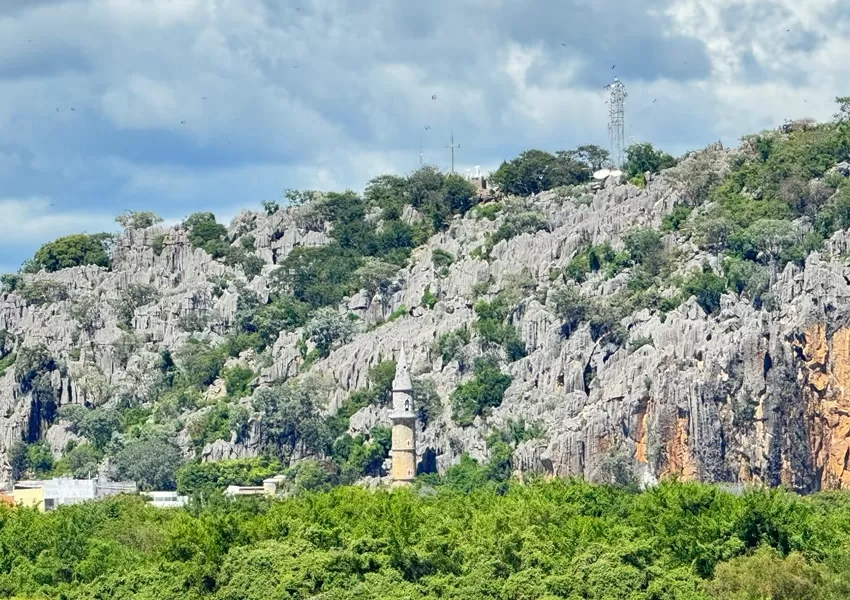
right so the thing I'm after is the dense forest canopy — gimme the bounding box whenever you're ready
[1,479,850,599]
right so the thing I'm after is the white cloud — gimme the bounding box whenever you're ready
[0,198,118,244]
[1,0,850,268]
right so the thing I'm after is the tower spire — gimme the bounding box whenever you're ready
[390,344,416,487]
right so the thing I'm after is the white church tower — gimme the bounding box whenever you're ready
[389,345,417,486]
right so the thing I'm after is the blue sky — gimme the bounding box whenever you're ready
[1,0,848,273]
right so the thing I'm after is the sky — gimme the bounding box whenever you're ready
[1,0,849,274]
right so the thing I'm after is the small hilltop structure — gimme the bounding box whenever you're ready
[389,345,417,486]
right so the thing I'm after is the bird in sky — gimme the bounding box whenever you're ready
[652,99,657,103]
[611,64,616,69]
[180,120,186,124]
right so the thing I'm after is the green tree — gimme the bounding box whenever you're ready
[184,212,229,258]
[625,142,676,178]
[252,376,333,463]
[113,433,183,491]
[304,307,357,358]
[26,233,114,273]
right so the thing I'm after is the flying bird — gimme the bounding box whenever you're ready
[652,99,657,103]
[180,120,186,124]
[432,94,437,100]
[611,64,615,69]
[561,43,566,47]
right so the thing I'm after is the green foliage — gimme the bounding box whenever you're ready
[662,204,694,232]
[261,200,280,215]
[116,210,163,230]
[222,365,255,399]
[683,264,728,314]
[386,305,407,322]
[112,283,160,328]
[113,432,184,491]
[4,480,850,599]
[625,142,677,177]
[434,327,470,367]
[330,427,391,480]
[473,295,526,362]
[58,405,120,451]
[223,246,264,280]
[151,234,166,256]
[489,211,548,249]
[17,279,70,306]
[178,339,227,389]
[234,289,310,352]
[490,148,590,196]
[431,248,455,269]
[176,457,282,496]
[10,441,54,478]
[564,242,625,283]
[0,273,23,292]
[413,377,442,426]
[474,202,503,221]
[421,285,438,309]
[451,358,512,426]
[25,233,114,273]
[185,212,229,258]
[252,375,333,463]
[304,307,357,358]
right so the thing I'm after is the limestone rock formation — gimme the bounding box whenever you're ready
[2,140,850,494]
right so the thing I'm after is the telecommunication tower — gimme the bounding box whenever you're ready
[606,78,627,168]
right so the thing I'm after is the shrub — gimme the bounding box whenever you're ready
[0,273,23,292]
[434,327,470,367]
[552,285,589,337]
[683,265,727,314]
[223,365,255,399]
[451,358,512,426]
[151,234,166,256]
[421,286,438,309]
[490,211,548,247]
[304,307,357,357]
[112,283,160,328]
[18,280,70,306]
[661,205,694,232]
[261,200,280,215]
[431,248,455,269]
[115,211,163,230]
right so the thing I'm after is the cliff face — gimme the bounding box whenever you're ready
[2,141,850,493]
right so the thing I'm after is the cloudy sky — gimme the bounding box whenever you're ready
[1,0,848,273]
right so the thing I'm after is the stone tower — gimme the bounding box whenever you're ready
[390,345,416,486]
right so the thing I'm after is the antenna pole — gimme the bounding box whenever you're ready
[446,132,459,174]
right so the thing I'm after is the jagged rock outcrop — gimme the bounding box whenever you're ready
[3,142,850,493]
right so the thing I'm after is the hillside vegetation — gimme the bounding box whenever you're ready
[1,99,850,496]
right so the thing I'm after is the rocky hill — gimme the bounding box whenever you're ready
[2,108,850,494]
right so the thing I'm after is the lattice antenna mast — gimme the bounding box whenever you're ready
[607,78,627,168]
